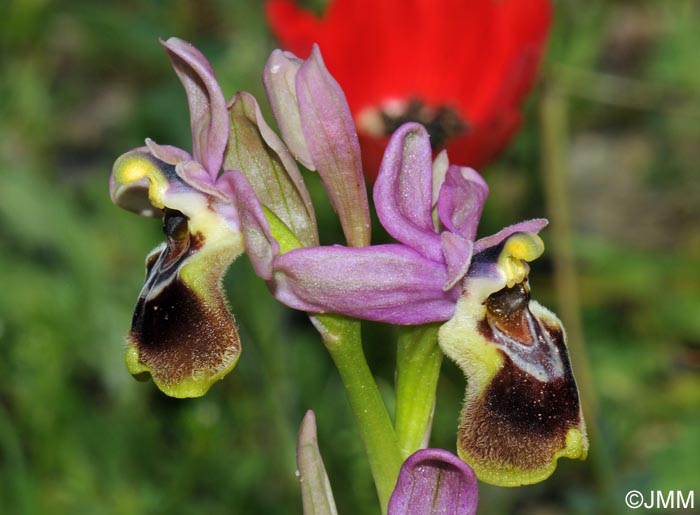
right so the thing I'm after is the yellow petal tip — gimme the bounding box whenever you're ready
[112,151,169,210]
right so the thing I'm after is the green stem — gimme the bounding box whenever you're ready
[312,314,402,515]
[263,209,401,511]
[394,324,442,457]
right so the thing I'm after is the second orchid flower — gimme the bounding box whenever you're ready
[267,123,588,486]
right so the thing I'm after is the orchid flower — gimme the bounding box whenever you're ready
[267,0,552,179]
[110,38,278,398]
[268,122,588,486]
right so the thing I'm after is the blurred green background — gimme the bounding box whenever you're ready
[1,0,699,514]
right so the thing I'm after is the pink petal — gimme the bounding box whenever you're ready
[272,245,457,324]
[374,123,442,261]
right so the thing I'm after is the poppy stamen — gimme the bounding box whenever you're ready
[358,98,468,149]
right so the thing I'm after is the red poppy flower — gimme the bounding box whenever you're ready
[266,0,552,180]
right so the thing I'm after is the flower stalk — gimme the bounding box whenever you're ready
[312,314,402,514]
[394,324,442,458]
[258,45,402,510]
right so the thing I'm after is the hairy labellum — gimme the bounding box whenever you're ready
[112,148,245,398]
[439,236,587,486]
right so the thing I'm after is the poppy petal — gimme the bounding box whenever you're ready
[266,0,552,179]
[266,0,321,58]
